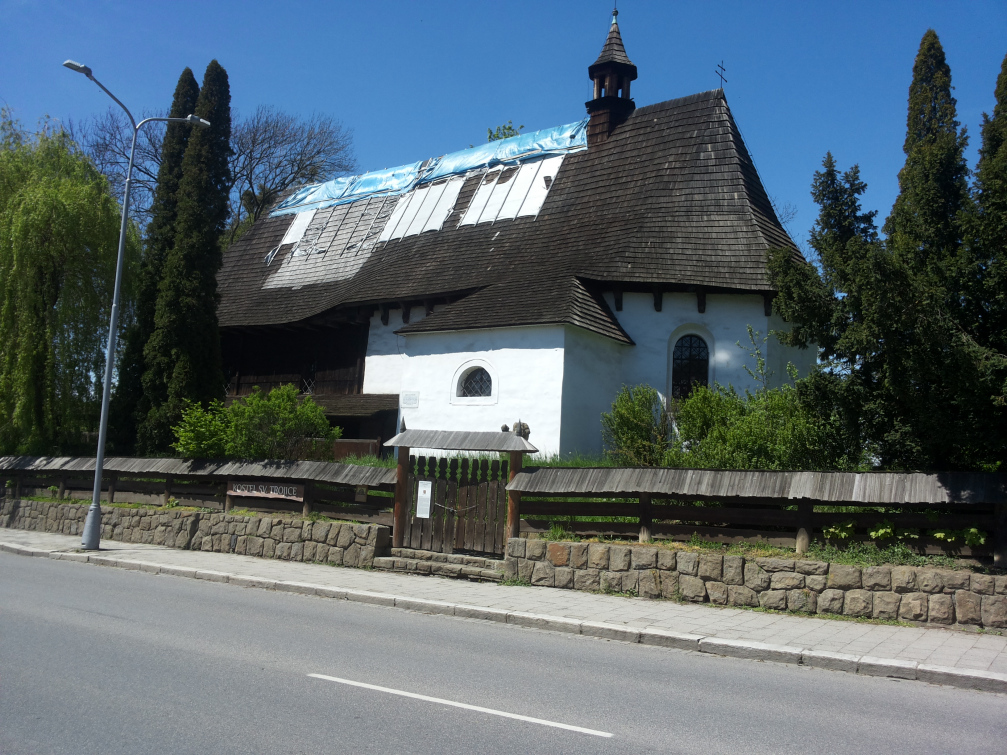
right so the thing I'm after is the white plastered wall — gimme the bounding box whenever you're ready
[560,326,626,457]
[394,326,567,457]
[362,308,415,395]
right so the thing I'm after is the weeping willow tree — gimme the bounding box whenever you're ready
[0,111,140,454]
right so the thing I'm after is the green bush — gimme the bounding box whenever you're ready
[601,385,671,466]
[172,385,341,460]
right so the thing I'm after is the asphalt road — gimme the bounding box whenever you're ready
[2,552,1005,754]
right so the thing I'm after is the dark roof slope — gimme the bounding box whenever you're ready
[218,90,801,334]
[593,17,634,67]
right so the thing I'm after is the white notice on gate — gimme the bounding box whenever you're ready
[416,481,432,519]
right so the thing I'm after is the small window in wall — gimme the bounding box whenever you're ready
[458,367,492,397]
[672,335,709,399]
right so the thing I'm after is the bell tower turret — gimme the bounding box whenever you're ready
[586,9,638,146]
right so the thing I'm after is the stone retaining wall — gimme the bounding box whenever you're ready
[0,498,389,568]
[505,539,1007,630]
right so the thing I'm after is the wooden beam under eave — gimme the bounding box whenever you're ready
[653,290,663,312]
[614,289,623,311]
[697,292,706,313]
[763,293,774,317]
[380,304,390,326]
[400,303,411,324]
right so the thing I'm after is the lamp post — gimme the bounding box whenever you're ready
[63,60,210,550]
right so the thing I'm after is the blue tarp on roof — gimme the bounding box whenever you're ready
[270,119,588,217]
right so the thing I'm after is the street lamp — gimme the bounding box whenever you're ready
[64,60,210,550]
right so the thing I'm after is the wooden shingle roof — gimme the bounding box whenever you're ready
[217,90,801,339]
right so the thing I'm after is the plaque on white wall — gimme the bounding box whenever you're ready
[416,481,432,518]
[400,391,420,408]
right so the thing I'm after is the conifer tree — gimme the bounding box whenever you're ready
[883,29,970,282]
[110,68,198,453]
[138,61,231,454]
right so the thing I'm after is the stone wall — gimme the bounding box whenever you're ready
[505,539,1007,630]
[0,498,389,568]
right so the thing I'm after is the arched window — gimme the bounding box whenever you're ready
[671,335,709,398]
[458,367,492,398]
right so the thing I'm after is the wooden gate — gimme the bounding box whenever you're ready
[399,456,508,556]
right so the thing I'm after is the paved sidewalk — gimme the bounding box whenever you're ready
[4,528,1007,693]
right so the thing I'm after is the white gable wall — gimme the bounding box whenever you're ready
[560,326,626,457]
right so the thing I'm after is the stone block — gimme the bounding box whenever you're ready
[336,525,355,549]
[657,548,677,571]
[270,523,284,540]
[343,543,361,568]
[996,576,1007,595]
[697,553,723,581]
[546,542,570,567]
[525,539,547,561]
[898,592,929,622]
[756,558,795,573]
[609,546,631,571]
[862,566,892,591]
[518,558,534,582]
[916,570,944,594]
[706,581,728,605]
[728,585,760,607]
[587,543,610,570]
[928,594,954,624]
[531,561,555,587]
[507,538,526,558]
[759,590,787,610]
[503,559,518,581]
[632,546,658,570]
[315,544,329,563]
[570,543,588,569]
[679,575,707,602]
[574,568,600,592]
[722,555,744,585]
[660,570,680,599]
[971,574,994,595]
[828,564,862,590]
[234,536,247,555]
[275,542,292,560]
[770,572,805,590]
[788,589,817,613]
[744,562,771,591]
[622,571,639,593]
[601,571,624,593]
[302,541,317,562]
[891,566,917,593]
[795,560,829,576]
[637,569,661,599]
[256,518,272,537]
[290,542,304,562]
[327,546,344,565]
[676,551,699,576]
[843,589,873,617]
[311,523,331,543]
[981,595,1007,628]
[941,570,969,591]
[805,575,827,592]
[872,591,901,620]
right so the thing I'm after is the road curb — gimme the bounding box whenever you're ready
[5,540,1006,695]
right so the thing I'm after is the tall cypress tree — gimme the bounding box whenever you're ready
[110,69,198,453]
[883,29,970,280]
[138,61,231,454]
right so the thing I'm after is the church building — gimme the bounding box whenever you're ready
[216,12,814,457]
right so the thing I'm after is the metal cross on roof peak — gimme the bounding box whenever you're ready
[715,60,728,88]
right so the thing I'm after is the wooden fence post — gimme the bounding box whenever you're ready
[162,475,173,507]
[57,476,67,500]
[639,493,652,543]
[393,446,410,548]
[796,500,813,555]
[224,480,234,513]
[507,451,523,541]
[303,482,313,518]
[994,502,1007,569]
[14,472,21,501]
[107,475,117,505]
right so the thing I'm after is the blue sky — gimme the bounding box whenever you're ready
[2,0,1005,251]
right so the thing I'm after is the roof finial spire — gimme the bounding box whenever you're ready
[612,3,618,23]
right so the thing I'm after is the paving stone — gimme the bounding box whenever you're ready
[706,581,728,605]
[697,553,723,581]
[677,551,698,576]
[863,566,892,591]
[828,564,862,590]
[899,592,929,622]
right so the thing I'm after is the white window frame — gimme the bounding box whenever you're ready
[450,359,498,406]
